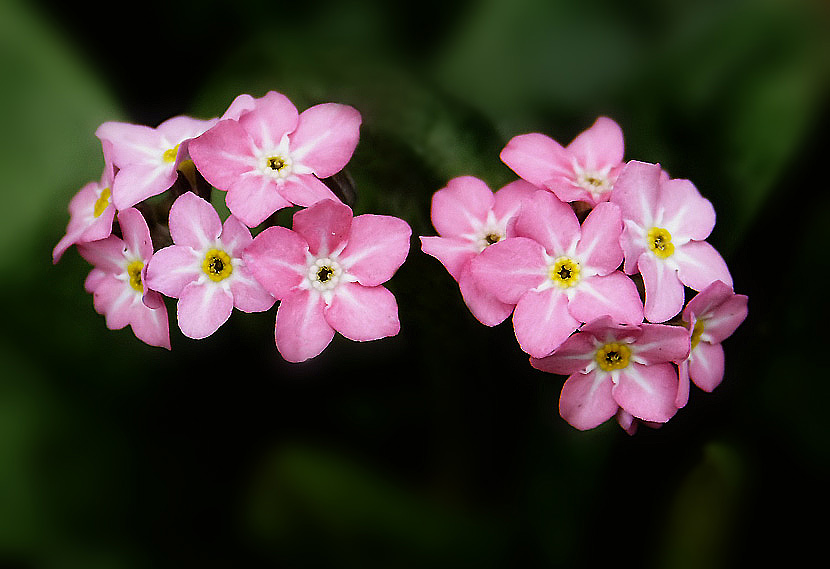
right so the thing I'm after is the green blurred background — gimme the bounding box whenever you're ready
[2,0,829,566]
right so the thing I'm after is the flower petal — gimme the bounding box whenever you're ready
[189,119,258,191]
[118,208,153,259]
[559,370,618,430]
[145,245,201,298]
[613,362,679,423]
[457,263,514,326]
[129,295,171,349]
[430,176,495,238]
[513,288,579,358]
[660,178,716,242]
[111,163,177,210]
[638,253,685,323]
[243,226,308,299]
[634,323,691,364]
[238,91,299,151]
[169,192,222,250]
[611,160,662,228]
[674,240,733,291]
[500,132,570,187]
[275,289,335,362]
[492,179,538,223]
[575,202,624,274]
[513,190,580,256]
[530,331,597,375]
[325,282,400,341]
[78,236,128,275]
[419,236,476,282]
[292,199,352,257]
[567,116,624,170]
[177,282,234,339]
[688,341,725,392]
[469,237,547,304]
[277,174,340,207]
[226,175,293,228]
[290,103,362,178]
[570,272,644,325]
[338,214,411,286]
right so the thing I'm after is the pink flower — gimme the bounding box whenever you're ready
[611,160,733,323]
[675,280,748,407]
[53,160,116,263]
[243,199,411,363]
[471,190,644,358]
[96,115,217,210]
[419,176,537,325]
[144,192,275,339]
[188,91,362,228]
[530,318,690,430]
[77,208,170,349]
[500,117,625,206]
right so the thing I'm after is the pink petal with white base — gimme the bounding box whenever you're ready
[289,103,362,178]
[130,292,171,349]
[676,361,691,408]
[567,116,624,170]
[500,133,570,188]
[169,192,222,250]
[513,288,579,358]
[419,236,475,281]
[325,282,400,341]
[689,342,725,392]
[230,272,276,313]
[243,226,308,299]
[189,120,258,190]
[177,282,234,339]
[430,176,495,237]
[492,179,539,221]
[470,237,547,304]
[575,202,624,274]
[530,332,597,375]
[559,370,618,430]
[277,175,340,207]
[78,236,128,275]
[275,289,335,363]
[638,253,685,323]
[339,214,411,287]
[513,190,580,255]
[674,241,733,291]
[634,323,691,364]
[293,199,352,256]
[569,272,643,325]
[613,362,678,423]
[238,91,299,150]
[611,161,663,227]
[95,122,160,165]
[226,176,293,228]
[119,208,153,259]
[145,246,201,297]
[457,263,514,326]
[660,178,716,242]
[111,163,177,210]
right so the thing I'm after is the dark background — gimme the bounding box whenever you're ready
[2,0,829,567]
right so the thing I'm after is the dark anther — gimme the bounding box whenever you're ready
[268,157,286,170]
[485,233,501,245]
[317,266,333,282]
[210,257,224,273]
[558,266,572,280]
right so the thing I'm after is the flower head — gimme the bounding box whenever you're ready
[53,160,116,263]
[144,192,275,339]
[189,91,362,227]
[96,116,217,210]
[675,280,748,407]
[77,208,170,349]
[419,176,537,325]
[611,160,733,323]
[243,199,411,362]
[471,190,644,358]
[531,318,690,430]
[500,117,625,206]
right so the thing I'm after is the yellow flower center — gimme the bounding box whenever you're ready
[647,227,675,259]
[484,232,502,246]
[162,144,180,163]
[549,257,581,288]
[202,249,233,282]
[93,187,111,218]
[266,156,287,171]
[690,319,705,350]
[127,260,144,293]
[596,342,631,372]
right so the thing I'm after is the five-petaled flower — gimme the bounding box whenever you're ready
[189,90,362,228]
[675,280,749,407]
[96,115,216,210]
[243,199,411,363]
[500,117,626,206]
[471,190,644,358]
[145,192,275,339]
[53,159,116,263]
[611,160,732,323]
[419,176,537,325]
[531,318,690,431]
[78,208,170,349]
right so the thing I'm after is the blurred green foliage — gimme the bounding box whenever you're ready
[1,0,829,567]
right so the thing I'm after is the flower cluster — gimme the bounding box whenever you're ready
[420,118,748,433]
[54,91,411,362]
